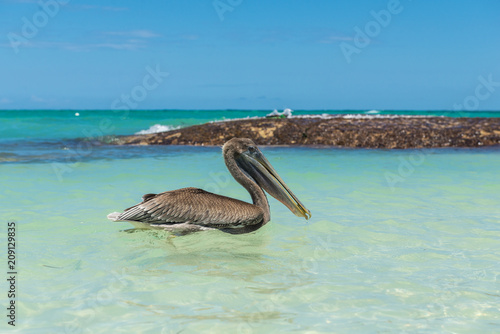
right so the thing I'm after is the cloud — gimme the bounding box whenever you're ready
[197,83,258,88]
[0,98,12,104]
[103,30,161,39]
[181,34,199,41]
[220,28,354,46]
[6,0,127,10]
[31,95,45,102]
[318,35,354,44]
[8,0,37,3]
[65,42,146,51]
[30,95,59,105]
[71,4,128,12]
[0,37,152,52]
[0,25,193,53]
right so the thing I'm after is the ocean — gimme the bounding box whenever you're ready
[1,109,499,333]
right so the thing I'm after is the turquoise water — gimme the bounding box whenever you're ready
[1,110,500,333]
[1,109,499,140]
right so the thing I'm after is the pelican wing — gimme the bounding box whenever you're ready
[115,187,264,228]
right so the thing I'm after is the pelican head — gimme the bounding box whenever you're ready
[223,138,311,220]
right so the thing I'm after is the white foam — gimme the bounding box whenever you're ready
[205,113,435,126]
[209,116,261,123]
[291,114,433,120]
[266,109,280,117]
[266,108,293,118]
[135,124,180,135]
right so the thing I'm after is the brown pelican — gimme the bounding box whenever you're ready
[107,138,311,234]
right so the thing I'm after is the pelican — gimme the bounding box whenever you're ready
[107,138,311,234]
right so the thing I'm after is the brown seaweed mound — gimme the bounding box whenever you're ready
[113,116,500,149]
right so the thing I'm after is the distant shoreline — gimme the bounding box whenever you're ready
[112,115,500,149]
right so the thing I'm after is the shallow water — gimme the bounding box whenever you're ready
[2,142,500,333]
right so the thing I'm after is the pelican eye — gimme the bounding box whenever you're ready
[248,146,256,153]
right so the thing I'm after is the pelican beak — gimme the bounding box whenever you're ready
[237,148,311,220]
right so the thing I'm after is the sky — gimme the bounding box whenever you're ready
[1,0,499,110]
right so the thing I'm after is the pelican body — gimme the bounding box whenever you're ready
[107,138,311,234]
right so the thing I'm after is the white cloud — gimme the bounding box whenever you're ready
[9,0,37,3]
[0,40,147,51]
[181,34,199,41]
[66,42,145,51]
[0,28,194,52]
[104,30,161,39]
[319,35,354,44]
[71,4,128,12]
[31,95,45,102]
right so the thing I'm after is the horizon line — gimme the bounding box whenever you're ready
[0,108,499,112]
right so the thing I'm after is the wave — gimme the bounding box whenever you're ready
[292,113,434,119]
[208,112,434,124]
[266,108,293,117]
[131,114,440,134]
[135,124,180,135]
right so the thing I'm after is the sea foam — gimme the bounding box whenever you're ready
[135,124,180,135]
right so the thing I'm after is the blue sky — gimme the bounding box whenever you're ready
[1,0,499,110]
